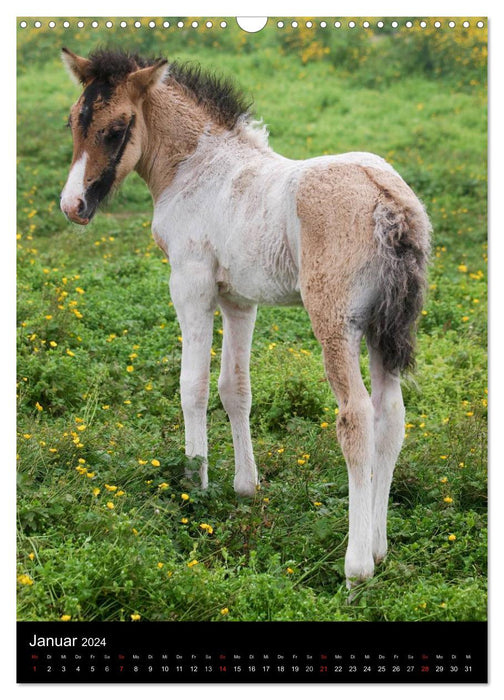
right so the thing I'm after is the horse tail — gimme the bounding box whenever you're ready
[364,167,431,373]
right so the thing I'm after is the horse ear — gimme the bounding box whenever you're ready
[61,47,92,85]
[127,60,169,100]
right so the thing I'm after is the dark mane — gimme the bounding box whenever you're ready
[86,48,254,129]
[168,61,254,128]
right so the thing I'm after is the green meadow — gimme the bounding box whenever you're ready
[17,19,487,621]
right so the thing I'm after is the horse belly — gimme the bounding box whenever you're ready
[218,167,303,305]
[216,254,302,307]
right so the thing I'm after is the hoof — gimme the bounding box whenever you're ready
[373,550,387,566]
[233,476,258,498]
[345,553,374,590]
[372,534,388,566]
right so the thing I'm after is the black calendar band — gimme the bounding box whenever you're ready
[17,620,487,684]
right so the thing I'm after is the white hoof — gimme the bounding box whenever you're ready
[234,473,258,498]
[372,532,388,565]
[373,547,387,566]
[345,551,374,589]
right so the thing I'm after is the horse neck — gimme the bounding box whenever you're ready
[135,84,271,201]
[135,84,209,200]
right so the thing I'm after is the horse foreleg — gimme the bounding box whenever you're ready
[170,266,217,488]
[218,298,258,497]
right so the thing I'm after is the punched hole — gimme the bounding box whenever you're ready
[237,17,267,32]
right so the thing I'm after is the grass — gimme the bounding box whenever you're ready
[16,19,487,622]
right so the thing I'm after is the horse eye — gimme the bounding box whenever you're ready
[105,128,125,143]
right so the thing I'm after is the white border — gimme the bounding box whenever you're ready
[5,2,501,698]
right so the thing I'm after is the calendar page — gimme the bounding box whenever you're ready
[16,15,488,683]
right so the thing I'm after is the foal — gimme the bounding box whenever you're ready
[60,48,430,587]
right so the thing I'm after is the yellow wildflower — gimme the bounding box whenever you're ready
[443,497,453,504]
[320,422,329,429]
[106,502,115,510]
[151,459,160,467]
[187,559,198,568]
[130,613,141,621]
[61,615,71,621]
[181,493,190,501]
[220,607,229,615]
[448,534,457,541]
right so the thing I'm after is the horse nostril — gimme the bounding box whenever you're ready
[77,198,85,215]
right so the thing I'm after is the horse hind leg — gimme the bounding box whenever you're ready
[368,343,405,565]
[318,322,375,588]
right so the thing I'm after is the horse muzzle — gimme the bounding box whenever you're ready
[60,196,93,225]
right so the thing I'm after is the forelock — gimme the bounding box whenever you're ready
[86,48,161,86]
